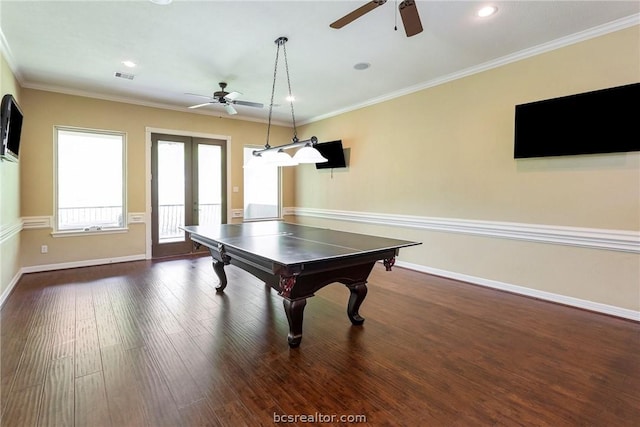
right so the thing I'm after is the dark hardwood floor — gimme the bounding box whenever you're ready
[1,256,638,426]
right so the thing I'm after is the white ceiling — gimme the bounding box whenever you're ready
[1,1,639,125]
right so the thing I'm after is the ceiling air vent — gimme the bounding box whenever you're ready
[114,71,135,80]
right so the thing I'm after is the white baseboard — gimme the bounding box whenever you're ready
[3,250,637,322]
[0,269,23,309]
[20,254,147,274]
[1,254,147,308]
[395,260,640,322]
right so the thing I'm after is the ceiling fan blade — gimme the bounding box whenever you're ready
[185,93,213,99]
[330,0,386,29]
[188,101,215,109]
[224,91,242,101]
[399,0,423,37]
[233,100,264,108]
[224,104,237,115]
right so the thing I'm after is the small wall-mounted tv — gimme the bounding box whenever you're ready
[315,140,347,169]
[1,94,24,162]
[514,83,640,159]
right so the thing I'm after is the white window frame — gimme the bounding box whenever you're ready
[243,145,281,221]
[53,126,127,237]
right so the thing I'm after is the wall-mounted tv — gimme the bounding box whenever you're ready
[1,94,24,162]
[315,140,347,169]
[514,83,640,159]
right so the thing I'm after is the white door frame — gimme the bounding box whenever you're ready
[145,127,232,259]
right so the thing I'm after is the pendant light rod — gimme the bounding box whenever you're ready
[264,37,286,149]
[280,37,298,139]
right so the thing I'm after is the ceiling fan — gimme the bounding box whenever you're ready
[330,0,423,37]
[187,82,263,115]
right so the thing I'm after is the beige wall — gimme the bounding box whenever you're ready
[18,90,295,267]
[3,24,639,316]
[0,49,22,299]
[295,26,640,312]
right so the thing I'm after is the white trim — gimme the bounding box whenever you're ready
[22,216,52,229]
[301,14,640,125]
[0,27,23,83]
[20,83,291,127]
[292,208,640,253]
[395,260,640,322]
[51,228,129,238]
[127,212,146,224]
[1,254,146,308]
[282,207,295,216]
[23,214,145,229]
[0,219,23,244]
[0,269,23,309]
[145,131,152,259]
[20,254,147,274]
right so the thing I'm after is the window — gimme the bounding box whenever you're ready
[55,127,126,233]
[243,146,280,220]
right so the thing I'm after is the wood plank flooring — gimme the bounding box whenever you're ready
[1,256,639,426]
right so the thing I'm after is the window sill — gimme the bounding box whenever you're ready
[51,228,129,238]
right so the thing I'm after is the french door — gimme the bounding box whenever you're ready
[151,133,227,258]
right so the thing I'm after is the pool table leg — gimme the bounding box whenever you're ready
[283,298,307,348]
[347,282,368,325]
[212,260,227,293]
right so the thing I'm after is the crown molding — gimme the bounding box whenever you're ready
[19,82,293,128]
[0,26,24,84]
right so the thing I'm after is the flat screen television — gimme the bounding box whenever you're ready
[315,140,347,169]
[514,83,640,159]
[1,94,24,162]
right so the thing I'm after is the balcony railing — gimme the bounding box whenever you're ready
[57,204,221,240]
[159,203,221,241]
[58,206,123,230]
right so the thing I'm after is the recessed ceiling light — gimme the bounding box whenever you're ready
[122,60,136,68]
[286,95,296,102]
[354,62,370,71]
[149,0,172,5]
[477,6,498,18]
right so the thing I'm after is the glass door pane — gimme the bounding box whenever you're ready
[243,146,279,220]
[197,144,222,226]
[158,140,186,243]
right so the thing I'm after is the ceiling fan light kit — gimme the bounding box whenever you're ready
[245,37,327,168]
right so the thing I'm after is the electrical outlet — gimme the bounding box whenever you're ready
[40,245,48,254]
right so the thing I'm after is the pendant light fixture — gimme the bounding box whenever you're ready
[245,37,327,168]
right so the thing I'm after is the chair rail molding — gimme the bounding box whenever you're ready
[291,207,640,253]
[0,219,23,245]
[22,216,53,230]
